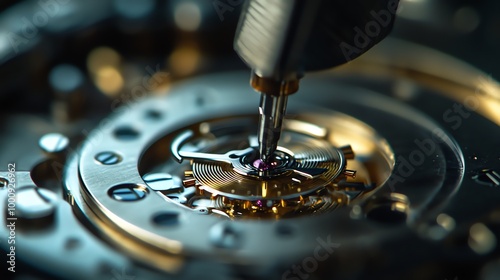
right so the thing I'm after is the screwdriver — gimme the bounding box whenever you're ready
[234,0,399,165]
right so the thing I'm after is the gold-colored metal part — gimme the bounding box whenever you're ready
[214,191,350,219]
[182,178,196,187]
[343,169,357,178]
[178,129,369,219]
[168,116,392,219]
[192,133,344,200]
[340,145,355,159]
[250,73,299,96]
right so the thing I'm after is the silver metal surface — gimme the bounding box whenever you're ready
[143,173,182,192]
[0,172,132,280]
[14,186,57,220]
[1,7,499,276]
[61,64,470,276]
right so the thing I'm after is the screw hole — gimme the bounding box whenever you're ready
[276,224,294,237]
[145,109,162,120]
[64,237,81,251]
[195,96,205,106]
[114,126,140,140]
[153,211,180,226]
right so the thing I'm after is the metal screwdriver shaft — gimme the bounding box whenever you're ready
[257,93,288,163]
[234,0,399,165]
[233,0,320,164]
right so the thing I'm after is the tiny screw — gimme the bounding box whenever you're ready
[0,177,8,188]
[95,152,122,165]
[196,207,209,215]
[472,169,500,187]
[39,133,69,154]
[109,184,147,201]
[143,173,179,191]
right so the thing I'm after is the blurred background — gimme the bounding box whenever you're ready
[0,0,498,169]
[0,1,499,279]
[1,0,499,105]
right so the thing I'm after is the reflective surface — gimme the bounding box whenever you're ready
[0,0,499,279]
